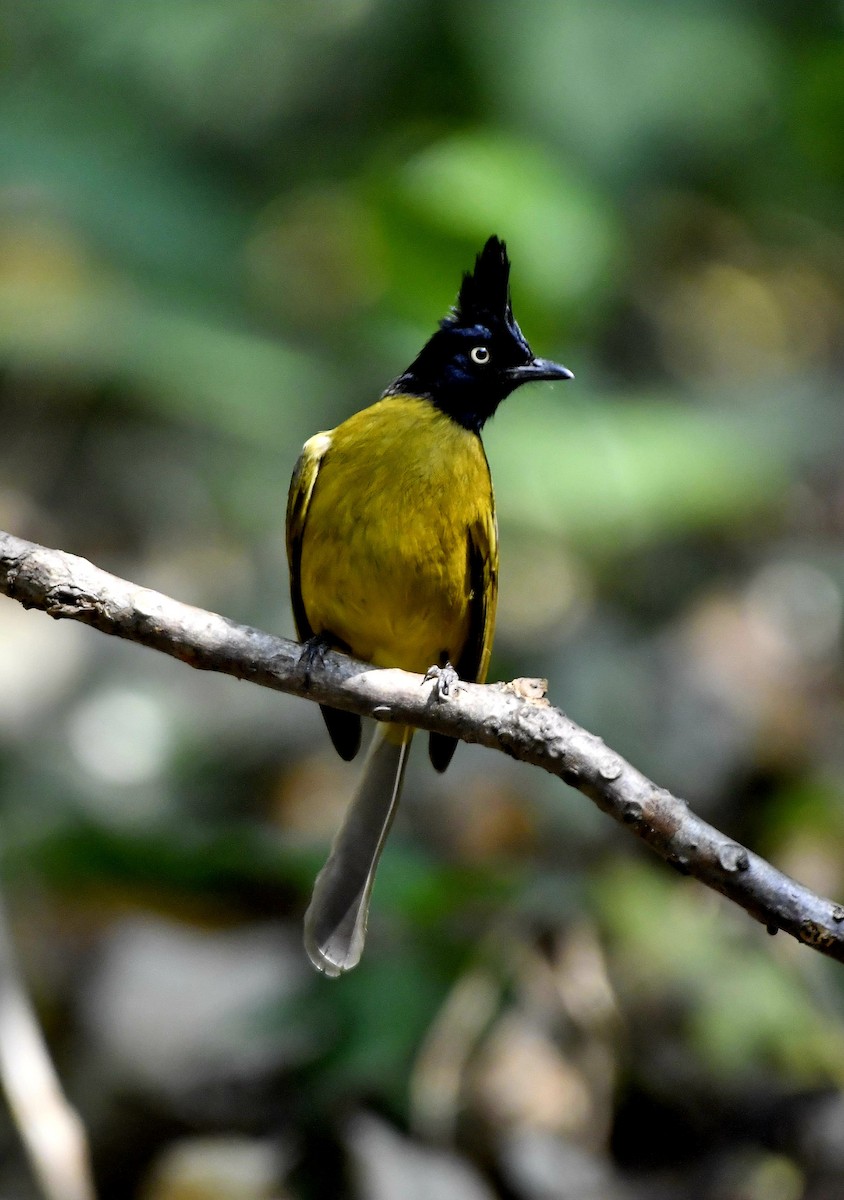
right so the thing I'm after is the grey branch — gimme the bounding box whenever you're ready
[2,529,843,963]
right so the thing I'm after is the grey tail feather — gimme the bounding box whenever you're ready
[304,724,413,977]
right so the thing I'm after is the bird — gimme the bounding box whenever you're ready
[286,236,572,976]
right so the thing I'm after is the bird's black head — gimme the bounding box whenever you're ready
[385,236,573,434]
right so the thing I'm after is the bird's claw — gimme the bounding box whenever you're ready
[298,634,332,687]
[423,661,462,701]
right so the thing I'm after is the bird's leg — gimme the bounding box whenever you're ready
[298,632,335,688]
[423,661,462,701]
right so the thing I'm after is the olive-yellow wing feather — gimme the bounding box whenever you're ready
[428,501,498,771]
[286,432,332,644]
[286,432,362,761]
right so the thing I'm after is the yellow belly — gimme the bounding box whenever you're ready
[298,396,494,674]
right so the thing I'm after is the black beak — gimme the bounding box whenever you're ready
[505,357,574,387]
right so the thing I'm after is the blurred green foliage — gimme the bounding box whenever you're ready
[1,1,844,1197]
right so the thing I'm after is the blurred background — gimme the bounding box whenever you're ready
[1,1,844,1197]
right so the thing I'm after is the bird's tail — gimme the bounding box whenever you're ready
[304,723,412,976]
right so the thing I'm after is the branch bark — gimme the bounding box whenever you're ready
[2,529,843,962]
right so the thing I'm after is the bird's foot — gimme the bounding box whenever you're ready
[298,633,333,688]
[423,661,462,701]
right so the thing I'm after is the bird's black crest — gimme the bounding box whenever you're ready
[384,233,571,431]
[446,236,513,329]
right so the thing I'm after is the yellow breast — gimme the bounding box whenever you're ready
[297,396,496,675]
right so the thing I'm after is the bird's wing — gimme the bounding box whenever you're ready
[428,501,498,772]
[285,431,332,643]
[286,431,363,762]
[460,500,499,686]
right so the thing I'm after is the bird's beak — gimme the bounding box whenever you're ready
[506,357,574,387]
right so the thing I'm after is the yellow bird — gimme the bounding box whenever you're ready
[286,236,572,975]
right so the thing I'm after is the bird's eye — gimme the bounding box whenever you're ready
[470,345,491,365]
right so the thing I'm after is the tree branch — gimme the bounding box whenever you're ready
[0,885,96,1200]
[2,529,843,962]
